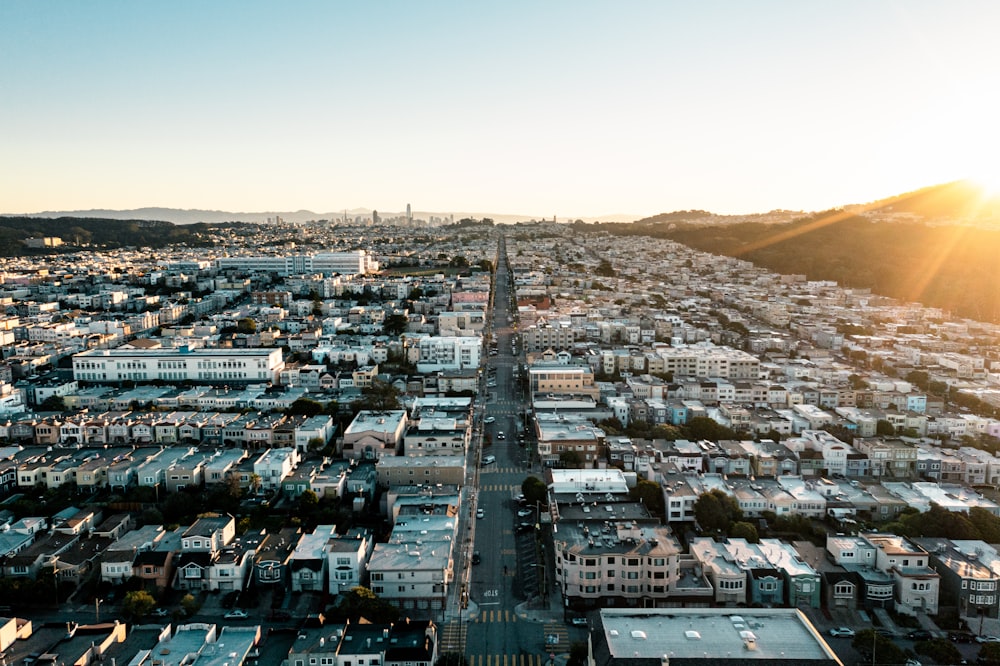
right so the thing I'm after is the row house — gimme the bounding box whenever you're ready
[327,528,374,594]
[253,447,301,490]
[403,417,469,456]
[914,538,1000,622]
[844,533,940,615]
[289,524,337,593]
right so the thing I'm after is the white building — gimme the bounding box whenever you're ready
[72,347,284,384]
[415,336,481,373]
[252,447,300,489]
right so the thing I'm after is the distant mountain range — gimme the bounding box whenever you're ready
[11,206,637,226]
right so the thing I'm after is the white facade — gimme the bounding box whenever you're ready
[252,447,300,489]
[72,347,284,384]
[415,336,481,372]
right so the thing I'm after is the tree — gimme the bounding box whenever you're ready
[382,313,409,336]
[979,642,1000,665]
[180,592,200,617]
[729,521,759,543]
[287,398,324,416]
[39,395,67,411]
[357,379,401,413]
[334,586,400,623]
[297,489,319,513]
[693,489,743,534]
[914,637,961,665]
[559,450,584,468]
[522,476,547,507]
[875,420,896,437]
[122,590,157,619]
[236,317,257,334]
[629,479,665,517]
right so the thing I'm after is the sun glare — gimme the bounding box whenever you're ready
[969,169,1000,198]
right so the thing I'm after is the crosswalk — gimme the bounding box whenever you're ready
[466,655,549,666]
[439,622,467,651]
[473,609,519,623]
[543,622,568,647]
[477,475,522,483]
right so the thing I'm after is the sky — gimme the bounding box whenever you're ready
[3,1,1000,219]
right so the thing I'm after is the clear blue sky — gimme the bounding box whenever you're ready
[3,1,998,218]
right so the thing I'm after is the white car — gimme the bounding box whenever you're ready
[517,508,533,517]
[570,617,588,627]
[476,508,485,519]
[224,609,248,619]
[828,627,855,638]
[484,416,496,424]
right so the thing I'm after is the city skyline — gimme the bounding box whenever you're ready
[3,1,999,218]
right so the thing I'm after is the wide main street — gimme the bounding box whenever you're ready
[439,237,585,666]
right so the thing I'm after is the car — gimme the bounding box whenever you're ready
[487,381,497,388]
[874,627,895,637]
[484,416,496,424]
[517,508,533,517]
[516,521,534,532]
[482,455,496,466]
[828,627,855,638]
[496,432,505,440]
[152,608,170,617]
[977,635,1000,643]
[908,629,933,640]
[472,551,481,565]
[904,660,922,666]
[224,609,248,619]
[271,610,292,621]
[949,631,975,643]
[570,617,588,627]
[476,508,485,519]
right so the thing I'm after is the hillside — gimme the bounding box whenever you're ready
[614,208,1000,322]
[0,217,217,256]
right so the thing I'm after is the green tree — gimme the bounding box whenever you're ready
[914,637,961,665]
[693,489,743,534]
[122,590,157,619]
[287,398,324,416]
[729,521,759,543]
[559,450,584,468]
[382,313,409,336]
[683,416,737,441]
[39,395,67,411]
[334,586,400,623]
[521,476,547,507]
[297,489,319,513]
[181,592,200,617]
[236,317,257,334]
[979,642,1000,665]
[876,420,896,437]
[629,479,665,517]
[357,379,401,413]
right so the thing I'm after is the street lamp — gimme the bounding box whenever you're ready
[95,597,103,623]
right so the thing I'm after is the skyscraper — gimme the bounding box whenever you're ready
[406,203,412,222]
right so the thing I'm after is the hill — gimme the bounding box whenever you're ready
[0,217,217,256]
[614,203,1000,322]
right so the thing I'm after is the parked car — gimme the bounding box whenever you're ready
[949,631,975,643]
[484,416,496,424]
[976,635,1000,643]
[874,627,895,637]
[828,627,855,638]
[476,508,485,519]
[517,508,533,517]
[271,610,292,621]
[570,617,588,627]
[516,522,535,533]
[472,551,481,565]
[224,609,248,619]
[908,629,933,641]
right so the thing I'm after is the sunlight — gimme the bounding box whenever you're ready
[968,168,1000,198]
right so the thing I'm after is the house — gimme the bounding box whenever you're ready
[328,528,374,594]
[341,410,408,461]
[290,524,337,593]
[254,527,300,587]
[252,447,300,490]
